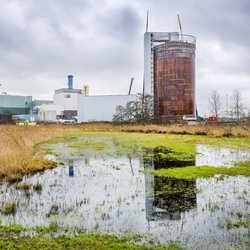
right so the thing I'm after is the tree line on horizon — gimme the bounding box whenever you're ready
[113,89,250,123]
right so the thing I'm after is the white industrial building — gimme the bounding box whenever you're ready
[37,104,64,122]
[54,89,79,111]
[77,95,136,123]
[37,75,136,123]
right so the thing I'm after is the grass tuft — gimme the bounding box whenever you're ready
[0,202,17,215]
[144,159,250,180]
[33,182,43,192]
[0,224,186,249]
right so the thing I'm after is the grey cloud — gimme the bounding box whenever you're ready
[0,0,249,115]
[97,6,142,41]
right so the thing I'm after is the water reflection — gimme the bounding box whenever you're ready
[153,177,196,220]
[196,144,250,166]
[68,160,74,177]
[143,155,197,221]
[0,141,249,249]
[153,146,195,168]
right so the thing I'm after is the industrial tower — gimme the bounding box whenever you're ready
[144,17,196,120]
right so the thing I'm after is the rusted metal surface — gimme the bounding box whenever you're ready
[154,41,195,119]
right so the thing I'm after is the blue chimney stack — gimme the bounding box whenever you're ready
[68,75,73,89]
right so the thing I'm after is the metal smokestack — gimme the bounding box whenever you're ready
[67,75,73,89]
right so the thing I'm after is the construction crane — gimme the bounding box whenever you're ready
[177,14,184,41]
[128,77,134,95]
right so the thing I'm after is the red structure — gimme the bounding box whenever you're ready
[208,116,217,122]
[154,38,196,119]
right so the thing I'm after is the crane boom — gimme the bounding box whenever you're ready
[177,14,184,41]
[128,77,134,95]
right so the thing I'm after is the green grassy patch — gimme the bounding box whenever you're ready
[37,132,197,161]
[145,160,250,179]
[226,219,250,229]
[234,160,250,168]
[219,218,250,229]
[35,132,250,173]
[33,131,250,162]
[153,146,195,163]
[68,141,107,151]
[43,148,54,155]
[0,224,187,250]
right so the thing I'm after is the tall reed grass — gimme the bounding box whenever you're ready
[0,125,60,182]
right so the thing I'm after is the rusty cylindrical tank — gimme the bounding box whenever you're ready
[154,35,196,119]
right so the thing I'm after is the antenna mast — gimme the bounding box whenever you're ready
[177,14,184,41]
[146,10,149,32]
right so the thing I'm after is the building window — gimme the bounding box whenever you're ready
[65,94,71,98]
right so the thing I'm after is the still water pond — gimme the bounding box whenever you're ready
[0,136,250,249]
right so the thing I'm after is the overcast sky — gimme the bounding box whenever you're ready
[0,0,249,116]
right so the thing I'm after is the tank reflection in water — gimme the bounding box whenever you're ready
[0,141,249,249]
[143,153,197,222]
[146,177,197,221]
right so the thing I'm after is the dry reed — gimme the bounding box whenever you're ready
[113,123,250,137]
[0,125,60,182]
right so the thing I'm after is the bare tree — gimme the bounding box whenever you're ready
[113,93,154,123]
[208,90,222,117]
[231,89,246,121]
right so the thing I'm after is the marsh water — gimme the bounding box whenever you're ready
[0,136,250,249]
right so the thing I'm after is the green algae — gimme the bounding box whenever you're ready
[144,160,250,180]
[0,224,187,250]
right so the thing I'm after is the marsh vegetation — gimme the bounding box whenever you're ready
[0,124,249,249]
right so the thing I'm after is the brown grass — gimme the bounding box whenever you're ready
[0,125,60,182]
[115,123,250,137]
[0,122,249,183]
[54,122,250,137]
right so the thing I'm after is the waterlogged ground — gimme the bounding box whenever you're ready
[0,133,250,249]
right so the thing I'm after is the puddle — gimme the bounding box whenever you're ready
[0,137,250,249]
[196,144,250,167]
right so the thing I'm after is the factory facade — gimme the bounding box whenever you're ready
[0,94,52,116]
[37,75,136,123]
[144,31,196,120]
